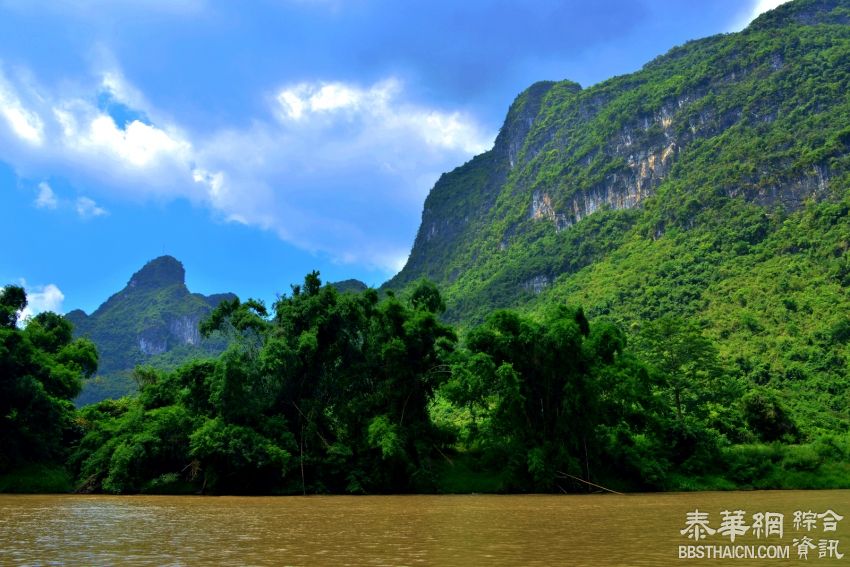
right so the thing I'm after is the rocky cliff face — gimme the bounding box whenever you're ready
[386,0,850,323]
[137,315,203,355]
[522,89,835,235]
[67,256,236,404]
[393,81,557,286]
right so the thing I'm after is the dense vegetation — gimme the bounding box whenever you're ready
[3,276,848,494]
[67,257,369,405]
[0,286,98,492]
[71,274,456,494]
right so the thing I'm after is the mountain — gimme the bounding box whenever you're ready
[387,0,850,431]
[66,256,235,405]
[390,0,850,323]
[328,279,369,294]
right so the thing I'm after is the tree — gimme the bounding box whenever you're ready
[742,388,799,442]
[0,286,98,473]
[634,316,723,422]
[410,280,446,314]
[445,307,602,490]
[0,284,26,328]
[70,272,457,494]
[270,272,456,492]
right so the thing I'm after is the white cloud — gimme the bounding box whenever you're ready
[100,70,150,112]
[0,67,204,203]
[75,196,108,219]
[182,78,494,269]
[82,114,190,168]
[49,71,195,180]
[729,0,791,32]
[275,79,491,154]
[34,181,58,209]
[33,180,111,220]
[0,75,43,145]
[17,281,65,323]
[0,65,493,273]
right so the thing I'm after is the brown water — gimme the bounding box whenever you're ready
[0,491,847,566]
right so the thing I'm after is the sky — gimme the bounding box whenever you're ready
[0,0,788,317]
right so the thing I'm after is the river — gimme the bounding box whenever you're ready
[0,491,847,565]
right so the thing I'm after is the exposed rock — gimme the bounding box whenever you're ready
[523,275,551,294]
[531,190,570,231]
[169,315,201,346]
[385,0,850,327]
[496,81,562,169]
[138,333,167,356]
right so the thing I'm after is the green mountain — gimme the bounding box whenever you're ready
[328,279,369,294]
[66,256,235,405]
[387,0,850,433]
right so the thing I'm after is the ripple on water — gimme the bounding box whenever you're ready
[0,492,848,566]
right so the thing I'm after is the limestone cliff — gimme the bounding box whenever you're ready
[385,0,850,324]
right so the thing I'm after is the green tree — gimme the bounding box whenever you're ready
[410,279,446,314]
[634,316,723,422]
[0,286,98,475]
[0,285,25,328]
[446,307,603,490]
[742,388,799,442]
[70,272,456,494]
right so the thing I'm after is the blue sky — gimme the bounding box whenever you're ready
[0,0,786,317]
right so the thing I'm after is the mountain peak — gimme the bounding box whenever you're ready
[747,0,850,32]
[70,254,235,404]
[127,255,186,290]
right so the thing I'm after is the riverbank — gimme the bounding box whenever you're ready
[3,444,850,495]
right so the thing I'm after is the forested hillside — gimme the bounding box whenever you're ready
[387,0,850,440]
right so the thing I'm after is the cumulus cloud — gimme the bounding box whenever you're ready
[729,0,791,31]
[34,181,58,209]
[17,281,65,323]
[32,180,108,219]
[0,64,492,272]
[0,74,44,145]
[75,196,108,219]
[275,79,490,154]
[0,66,204,204]
[73,113,190,168]
[188,77,494,268]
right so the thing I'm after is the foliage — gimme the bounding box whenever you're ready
[5,268,850,493]
[69,272,457,494]
[0,464,73,493]
[0,286,98,479]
